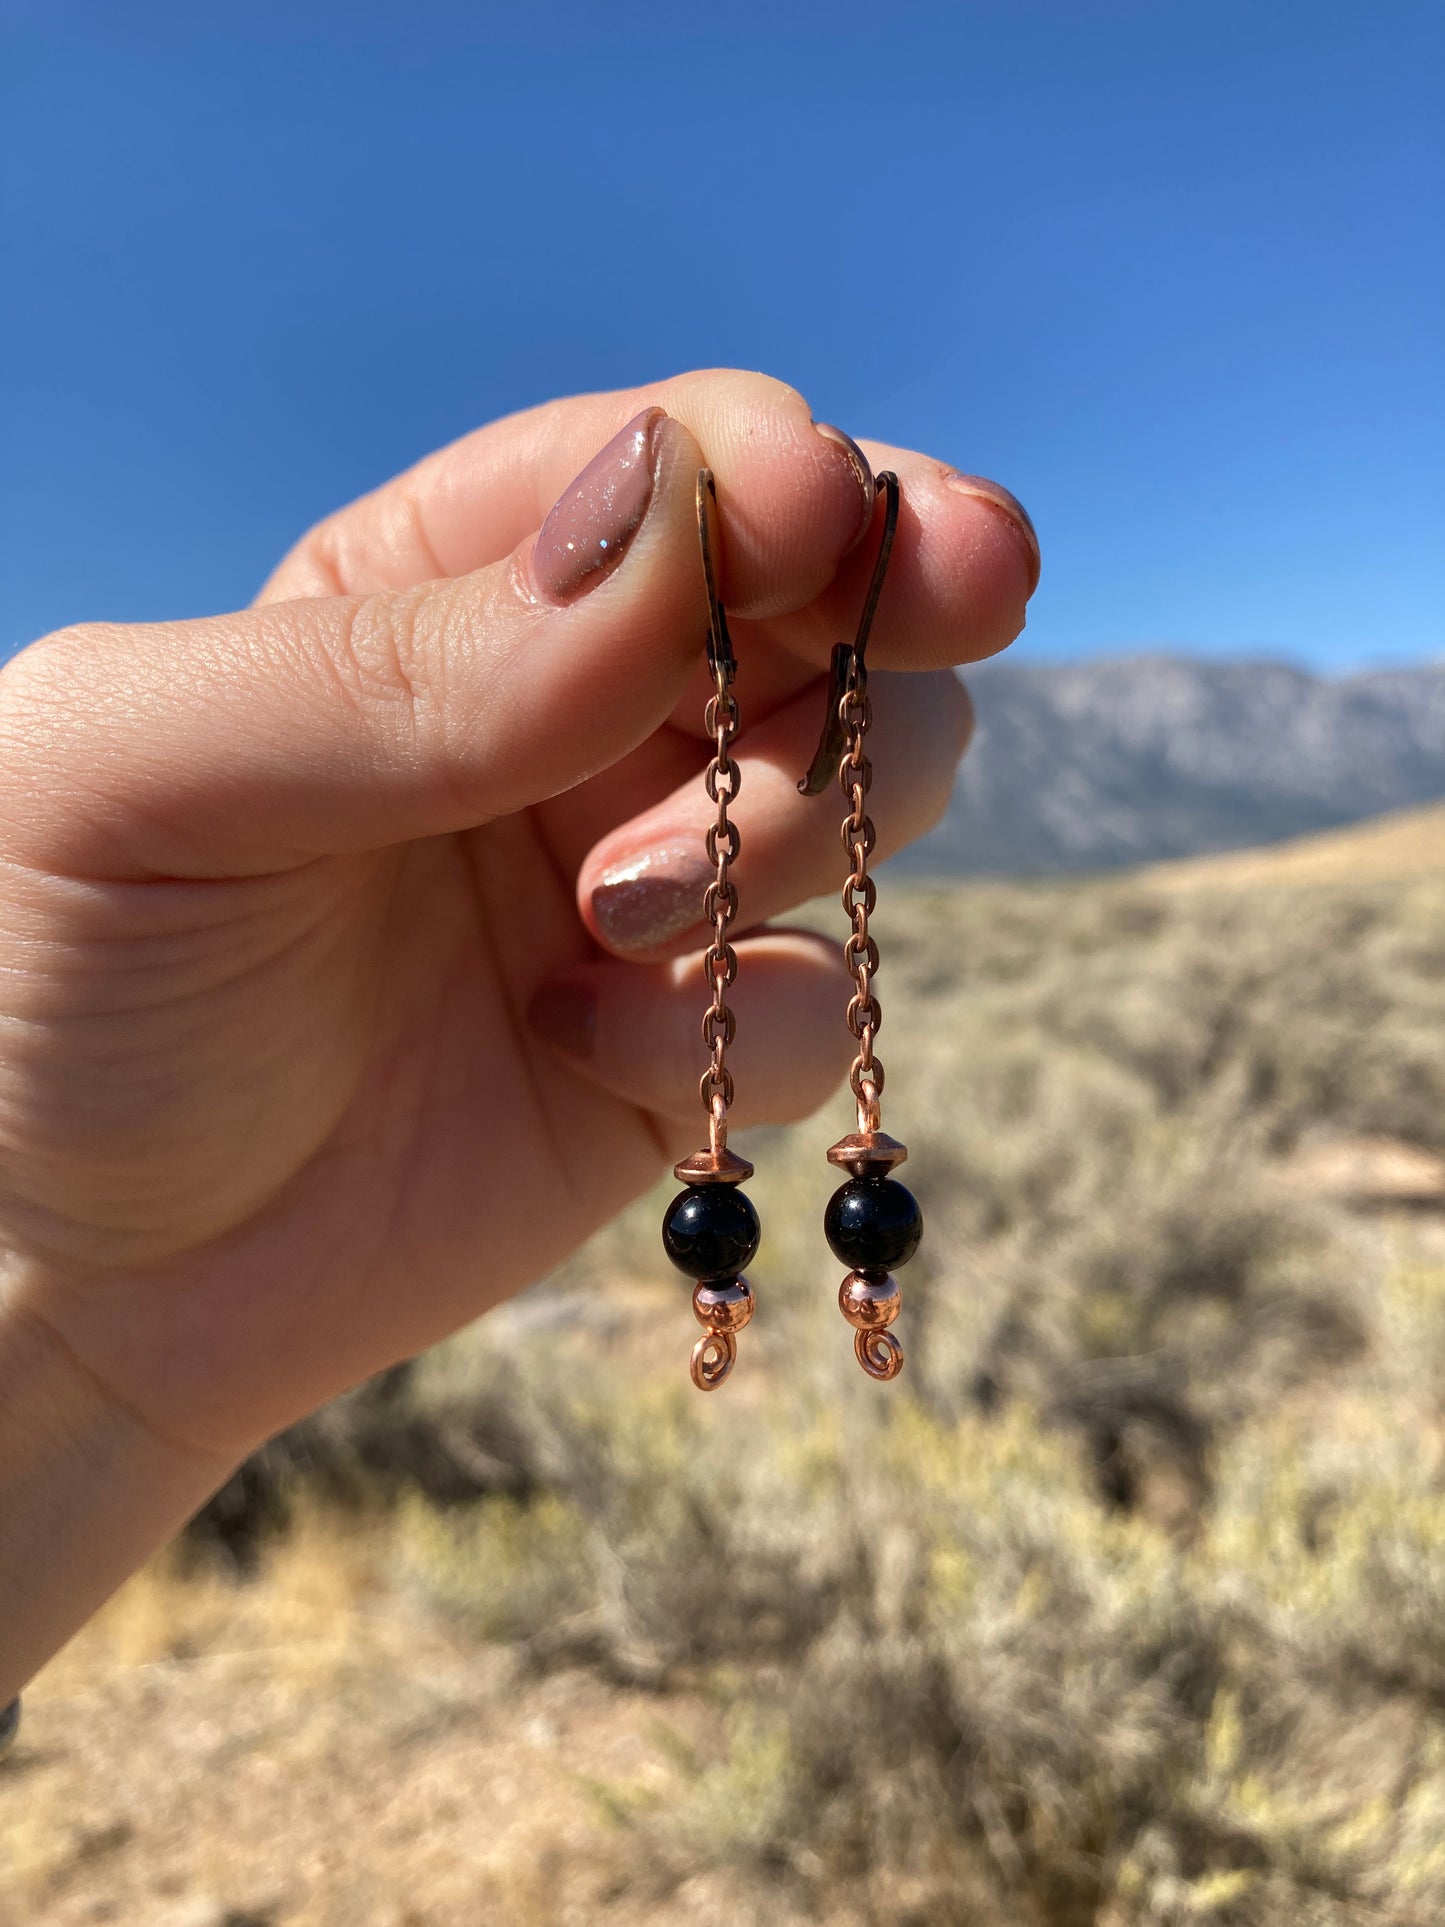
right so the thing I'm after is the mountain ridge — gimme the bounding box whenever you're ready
[893,653,1445,876]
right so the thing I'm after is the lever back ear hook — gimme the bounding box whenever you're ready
[798,470,900,796]
[696,468,736,690]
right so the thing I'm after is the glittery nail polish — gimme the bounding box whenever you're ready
[591,847,713,953]
[533,408,663,602]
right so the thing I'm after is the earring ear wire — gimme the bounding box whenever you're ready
[697,467,737,686]
[798,470,900,798]
[659,471,761,1391]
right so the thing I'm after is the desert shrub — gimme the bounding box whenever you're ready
[184,866,1445,1923]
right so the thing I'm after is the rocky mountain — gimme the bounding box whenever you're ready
[894,655,1445,876]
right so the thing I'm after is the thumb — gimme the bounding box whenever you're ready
[0,411,710,880]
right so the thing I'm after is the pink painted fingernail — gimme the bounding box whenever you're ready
[527,980,597,1059]
[813,422,876,550]
[532,408,664,603]
[944,473,1041,594]
[591,847,711,953]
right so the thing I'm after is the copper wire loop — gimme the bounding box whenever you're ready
[855,1328,904,1381]
[690,1329,737,1390]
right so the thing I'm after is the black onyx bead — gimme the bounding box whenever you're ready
[662,1184,761,1282]
[824,1177,923,1272]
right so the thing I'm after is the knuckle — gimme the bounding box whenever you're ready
[273,512,351,598]
[326,581,489,822]
[734,371,811,419]
[662,367,815,436]
[332,590,441,734]
[0,624,108,732]
[0,626,126,862]
[289,483,446,601]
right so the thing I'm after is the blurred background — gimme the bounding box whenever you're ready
[4,3,1444,1924]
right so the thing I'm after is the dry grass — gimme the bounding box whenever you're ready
[7,815,1445,1925]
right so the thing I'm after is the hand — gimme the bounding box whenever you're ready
[0,371,1038,1691]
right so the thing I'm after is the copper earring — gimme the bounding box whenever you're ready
[800,472,923,1381]
[660,471,760,1391]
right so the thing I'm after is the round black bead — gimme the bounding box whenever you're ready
[662,1184,761,1282]
[824,1177,923,1272]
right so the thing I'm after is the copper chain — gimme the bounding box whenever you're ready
[700,661,741,1152]
[838,658,883,1134]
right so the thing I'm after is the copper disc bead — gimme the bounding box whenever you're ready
[838,1270,901,1331]
[693,1277,754,1334]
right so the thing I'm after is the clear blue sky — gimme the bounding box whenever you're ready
[3,0,1441,669]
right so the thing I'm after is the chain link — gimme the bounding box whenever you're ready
[837,660,884,1133]
[700,674,741,1149]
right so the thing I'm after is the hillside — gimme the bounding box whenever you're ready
[897,654,1445,876]
[1144,798,1445,889]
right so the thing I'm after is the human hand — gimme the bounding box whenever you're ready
[0,372,1037,1690]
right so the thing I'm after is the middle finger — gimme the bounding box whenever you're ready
[535,667,974,959]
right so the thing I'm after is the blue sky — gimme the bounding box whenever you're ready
[3,0,1441,669]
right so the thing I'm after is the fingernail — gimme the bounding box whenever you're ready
[533,408,664,602]
[591,847,712,953]
[814,422,876,551]
[527,980,597,1059]
[944,473,1041,594]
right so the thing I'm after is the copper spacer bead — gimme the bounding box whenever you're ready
[838,1269,901,1331]
[826,1131,909,1178]
[693,1277,754,1333]
[673,1145,755,1186]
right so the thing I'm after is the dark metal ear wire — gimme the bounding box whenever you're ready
[697,468,737,688]
[798,471,901,797]
[659,470,761,1391]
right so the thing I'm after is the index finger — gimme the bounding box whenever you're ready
[259,369,876,622]
[261,372,1041,693]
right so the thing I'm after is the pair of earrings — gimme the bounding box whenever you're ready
[661,470,924,1391]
